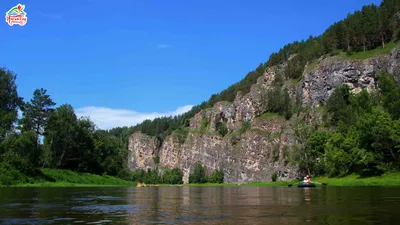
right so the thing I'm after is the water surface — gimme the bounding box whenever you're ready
[0,186,399,224]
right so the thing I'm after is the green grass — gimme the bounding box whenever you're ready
[250,128,272,137]
[5,169,400,188]
[9,169,137,187]
[162,172,400,187]
[190,129,218,135]
[289,76,303,85]
[313,172,400,186]
[258,112,282,121]
[14,182,135,187]
[307,59,319,71]
[340,41,399,60]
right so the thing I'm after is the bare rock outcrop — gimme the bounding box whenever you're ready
[159,134,182,169]
[128,132,159,170]
[302,47,400,106]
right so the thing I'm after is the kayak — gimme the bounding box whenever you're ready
[297,182,317,187]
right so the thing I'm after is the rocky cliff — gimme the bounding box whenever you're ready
[127,45,400,183]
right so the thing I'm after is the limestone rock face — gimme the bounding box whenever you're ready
[188,67,281,133]
[159,134,182,169]
[128,132,159,170]
[388,45,400,82]
[127,45,400,183]
[302,47,400,106]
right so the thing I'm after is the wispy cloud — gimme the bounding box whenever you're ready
[157,44,172,49]
[75,105,193,130]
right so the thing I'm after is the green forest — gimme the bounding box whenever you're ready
[293,72,400,177]
[1,0,399,185]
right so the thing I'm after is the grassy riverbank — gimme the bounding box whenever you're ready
[312,172,400,186]
[4,169,400,187]
[160,172,400,187]
[6,169,137,187]
[159,181,293,187]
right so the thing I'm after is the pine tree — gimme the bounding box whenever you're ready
[378,2,391,48]
[20,88,56,141]
[362,5,380,50]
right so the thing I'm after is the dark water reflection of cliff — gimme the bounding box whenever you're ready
[0,186,399,224]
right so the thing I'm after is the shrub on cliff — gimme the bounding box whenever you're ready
[239,121,251,135]
[326,84,352,125]
[162,168,183,184]
[216,122,228,137]
[189,162,207,184]
[208,168,224,183]
[153,156,160,165]
[271,172,278,182]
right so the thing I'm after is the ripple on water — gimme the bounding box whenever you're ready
[1,203,22,207]
[19,204,63,211]
[53,217,76,221]
[0,218,53,225]
[171,215,231,224]
[86,220,113,224]
[71,204,145,215]
[95,196,122,201]
[71,197,95,201]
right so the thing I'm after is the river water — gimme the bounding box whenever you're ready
[0,186,399,224]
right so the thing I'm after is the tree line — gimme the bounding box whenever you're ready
[123,161,224,184]
[267,0,400,79]
[0,68,133,184]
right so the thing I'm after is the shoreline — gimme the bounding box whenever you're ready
[3,172,400,188]
[162,172,400,187]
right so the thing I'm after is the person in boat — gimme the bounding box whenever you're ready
[303,175,311,183]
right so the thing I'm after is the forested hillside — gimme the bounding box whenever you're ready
[297,72,400,177]
[125,0,400,143]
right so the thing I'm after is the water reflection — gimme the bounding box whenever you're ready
[0,186,399,224]
[303,187,311,203]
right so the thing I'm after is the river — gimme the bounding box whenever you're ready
[0,186,399,224]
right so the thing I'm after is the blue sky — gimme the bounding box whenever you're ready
[1,0,381,129]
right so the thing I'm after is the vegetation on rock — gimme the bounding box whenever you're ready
[121,0,400,147]
[189,162,207,184]
[208,168,224,183]
[188,162,224,184]
[292,72,400,177]
[271,172,278,182]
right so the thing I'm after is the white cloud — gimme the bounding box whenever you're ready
[75,105,194,130]
[157,44,172,49]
